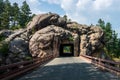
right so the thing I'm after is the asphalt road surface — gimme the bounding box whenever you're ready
[17,57,120,80]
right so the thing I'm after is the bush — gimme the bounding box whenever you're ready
[10,25,21,30]
[24,56,32,60]
[69,35,74,41]
[0,41,9,56]
[0,35,6,41]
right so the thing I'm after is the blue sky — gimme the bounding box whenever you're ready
[9,0,120,37]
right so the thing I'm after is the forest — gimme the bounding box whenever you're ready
[0,0,120,61]
[97,19,120,60]
[0,0,33,30]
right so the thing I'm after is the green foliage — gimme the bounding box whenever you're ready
[0,41,9,56]
[0,35,6,41]
[19,1,32,28]
[0,0,32,30]
[31,28,36,34]
[24,56,32,60]
[69,35,74,41]
[0,35,8,56]
[63,15,71,22]
[10,25,21,30]
[63,46,71,53]
[11,2,20,27]
[98,19,105,29]
[63,15,67,21]
[0,0,11,29]
[0,0,5,29]
[97,19,120,58]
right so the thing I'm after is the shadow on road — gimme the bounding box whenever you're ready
[17,61,119,80]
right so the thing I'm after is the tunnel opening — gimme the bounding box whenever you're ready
[59,44,74,57]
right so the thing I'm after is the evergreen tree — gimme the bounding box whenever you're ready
[0,0,4,14]
[98,19,105,30]
[11,2,20,28]
[97,19,120,58]
[111,31,119,57]
[20,1,31,27]
[1,0,11,29]
[0,0,5,29]
[116,39,120,57]
[63,15,67,21]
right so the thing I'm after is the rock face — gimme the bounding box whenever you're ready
[0,29,30,65]
[29,25,79,58]
[0,30,14,37]
[28,18,104,57]
[0,12,104,65]
[27,13,66,35]
[9,38,29,54]
[66,22,104,55]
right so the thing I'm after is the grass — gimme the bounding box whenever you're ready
[113,57,120,62]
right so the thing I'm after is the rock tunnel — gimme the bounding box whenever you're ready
[59,44,74,57]
[29,25,80,57]
[27,13,104,58]
[1,12,104,65]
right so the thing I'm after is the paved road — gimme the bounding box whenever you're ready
[17,57,120,80]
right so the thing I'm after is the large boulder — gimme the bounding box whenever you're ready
[27,13,66,35]
[5,29,27,42]
[9,38,29,54]
[66,22,104,56]
[0,29,31,65]
[28,13,104,57]
[29,25,76,58]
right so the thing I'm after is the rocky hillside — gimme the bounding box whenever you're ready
[0,13,104,66]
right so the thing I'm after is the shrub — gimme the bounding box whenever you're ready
[24,56,32,60]
[10,25,21,30]
[0,41,9,56]
[69,35,74,41]
[0,35,6,41]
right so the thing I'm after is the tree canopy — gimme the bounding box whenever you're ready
[97,19,120,58]
[0,0,33,30]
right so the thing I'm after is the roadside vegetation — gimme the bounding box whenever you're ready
[97,19,120,61]
[0,0,34,59]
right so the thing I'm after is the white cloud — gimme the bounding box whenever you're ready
[29,0,38,3]
[45,0,120,24]
[76,0,92,10]
[42,0,61,4]
[43,0,120,38]
[10,0,120,24]
[9,0,120,37]
[61,0,76,10]
[93,0,113,10]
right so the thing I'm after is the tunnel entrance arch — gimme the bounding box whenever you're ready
[59,44,74,57]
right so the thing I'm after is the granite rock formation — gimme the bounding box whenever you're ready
[0,12,104,65]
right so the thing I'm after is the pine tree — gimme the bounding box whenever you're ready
[112,31,120,57]
[11,2,20,28]
[63,15,67,21]
[0,0,4,29]
[116,39,120,57]
[97,19,120,58]
[19,1,31,28]
[98,19,105,30]
[1,0,12,29]
[0,0,4,14]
